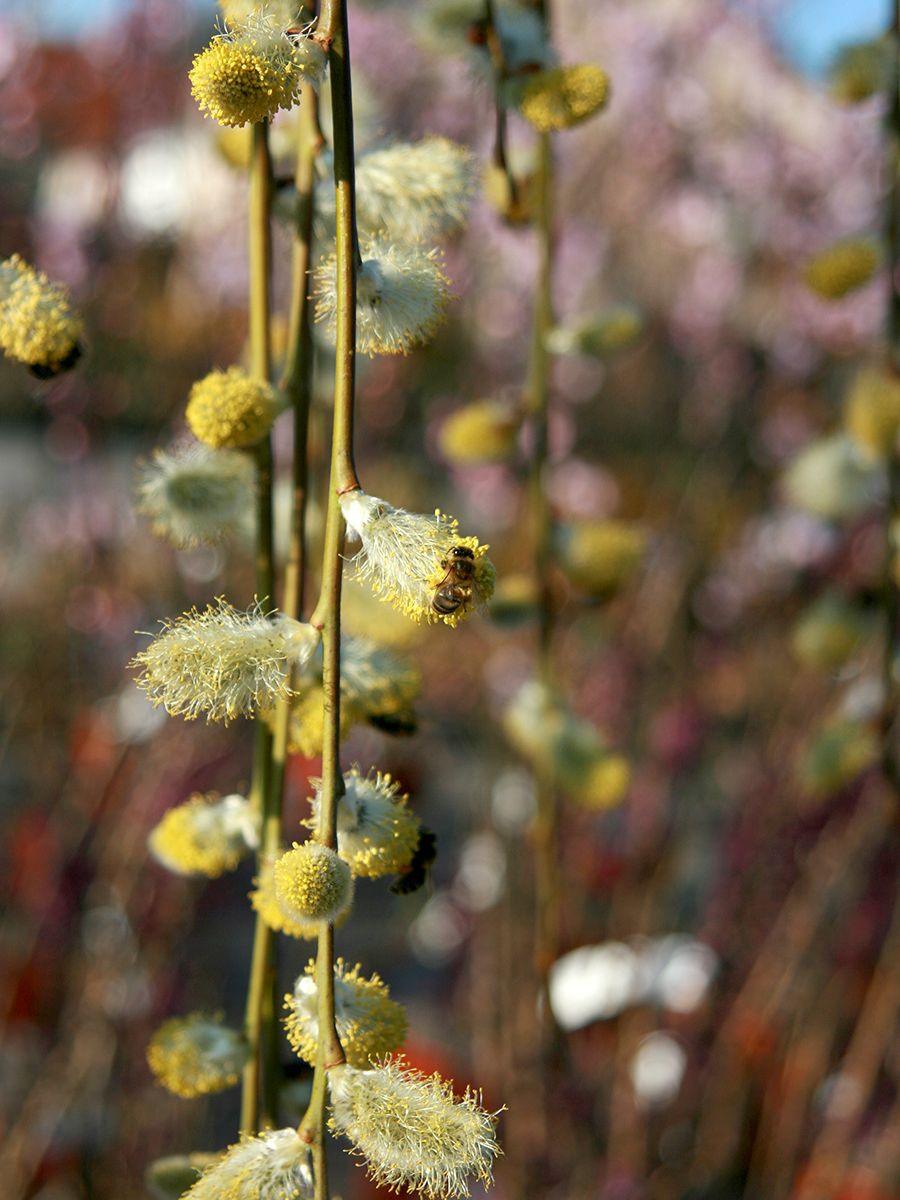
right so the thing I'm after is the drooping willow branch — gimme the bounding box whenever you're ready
[880,0,900,790]
[526,127,562,1000]
[484,0,521,214]
[241,119,278,1135]
[299,2,361,1195]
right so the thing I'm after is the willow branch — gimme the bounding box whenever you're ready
[279,86,322,621]
[241,120,278,1136]
[298,3,358,1191]
[270,82,323,845]
[881,0,900,790]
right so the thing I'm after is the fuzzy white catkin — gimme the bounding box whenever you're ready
[329,1060,501,1200]
[184,1127,313,1200]
[339,490,495,627]
[314,238,450,356]
[306,767,420,878]
[284,959,407,1068]
[316,138,477,241]
[132,602,320,721]
[137,442,253,548]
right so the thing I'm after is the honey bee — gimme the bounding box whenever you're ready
[390,828,437,896]
[28,340,83,380]
[368,710,418,736]
[431,545,476,617]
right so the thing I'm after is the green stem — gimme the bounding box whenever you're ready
[271,83,322,831]
[241,120,278,1136]
[279,87,323,514]
[299,2,359,1190]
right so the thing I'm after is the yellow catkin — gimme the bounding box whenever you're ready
[574,754,632,811]
[264,638,420,754]
[186,367,279,449]
[803,239,879,300]
[148,793,255,877]
[439,401,520,465]
[191,42,295,127]
[315,137,476,241]
[147,1014,248,1098]
[557,520,646,594]
[519,65,610,132]
[132,602,319,722]
[250,859,325,940]
[274,842,354,923]
[284,959,407,1069]
[791,594,873,670]
[136,442,253,548]
[190,20,324,128]
[341,635,421,731]
[844,365,900,457]
[282,683,353,758]
[0,254,83,375]
[797,721,879,799]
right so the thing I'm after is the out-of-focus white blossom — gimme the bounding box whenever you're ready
[317,138,477,241]
[137,442,253,548]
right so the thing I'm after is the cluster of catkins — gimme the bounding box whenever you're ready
[144,764,501,1200]
[130,3,509,1199]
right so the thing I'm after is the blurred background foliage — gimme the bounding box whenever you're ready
[0,2,898,1200]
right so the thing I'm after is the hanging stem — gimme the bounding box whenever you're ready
[270,82,323,862]
[280,86,323,621]
[241,119,278,1136]
[880,0,900,790]
[484,0,522,214]
[502,63,564,1200]
[243,83,325,1141]
[527,129,560,998]
[299,4,360,1195]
